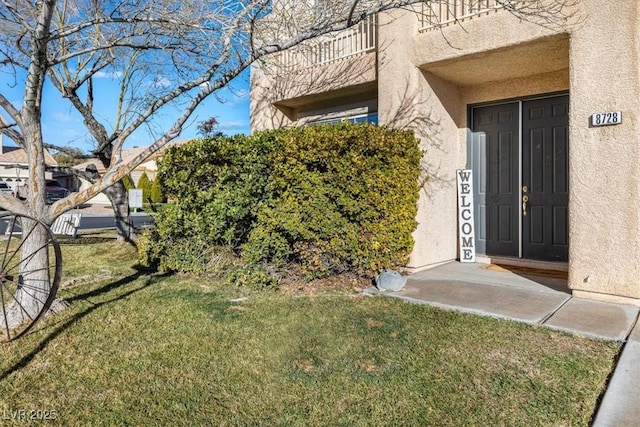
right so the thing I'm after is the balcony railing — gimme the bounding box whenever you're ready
[420,0,518,30]
[279,15,376,70]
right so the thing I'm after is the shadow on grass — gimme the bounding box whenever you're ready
[0,266,171,381]
[63,265,163,304]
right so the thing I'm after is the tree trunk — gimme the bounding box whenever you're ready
[103,181,135,243]
[94,144,135,243]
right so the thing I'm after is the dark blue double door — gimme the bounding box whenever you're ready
[470,94,568,262]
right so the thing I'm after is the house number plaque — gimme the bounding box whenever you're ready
[591,111,621,126]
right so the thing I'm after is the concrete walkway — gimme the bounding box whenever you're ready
[364,261,640,425]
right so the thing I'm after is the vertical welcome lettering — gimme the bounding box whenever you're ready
[457,169,475,263]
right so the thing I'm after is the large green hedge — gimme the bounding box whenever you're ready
[140,123,422,279]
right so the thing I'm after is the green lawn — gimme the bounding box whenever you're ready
[0,237,620,426]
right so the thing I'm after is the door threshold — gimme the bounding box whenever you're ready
[475,255,568,272]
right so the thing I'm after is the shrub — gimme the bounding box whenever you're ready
[150,178,164,203]
[244,123,421,277]
[157,134,275,248]
[137,172,153,200]
[145,123,422,280]
[122,175,135,192]
[137,227,278,288]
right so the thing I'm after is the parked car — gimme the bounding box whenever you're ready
[44,179,70,204]
[16,179,70,204]
[0,181,14,197]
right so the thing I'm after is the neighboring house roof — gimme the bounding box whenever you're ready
[0,146,58,166]
[72,158,103,173]
[73,141,187,174]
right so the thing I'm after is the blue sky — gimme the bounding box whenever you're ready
[1,69,251,154]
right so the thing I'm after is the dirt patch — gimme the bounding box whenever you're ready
[277,269,373,296]
[294,359,316,373]
[356,359,379,372]
[366,318,386,328]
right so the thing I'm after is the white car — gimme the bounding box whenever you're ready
[0,181,14,197]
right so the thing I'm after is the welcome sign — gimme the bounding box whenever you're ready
[456,169,475,263]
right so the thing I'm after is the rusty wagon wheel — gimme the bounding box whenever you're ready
[0,213,62,342]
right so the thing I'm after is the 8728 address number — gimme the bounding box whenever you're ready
[591,111,621,126]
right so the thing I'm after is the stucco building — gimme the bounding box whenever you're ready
[250,1,640,304]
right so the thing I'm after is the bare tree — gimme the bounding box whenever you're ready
[0,0,437,239]
[197,117,222,138]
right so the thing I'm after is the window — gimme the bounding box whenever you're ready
[313,112,378,126]
[350,113,378,124]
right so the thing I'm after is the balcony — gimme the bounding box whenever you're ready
[278,15,376,70]
[420,0,522,31]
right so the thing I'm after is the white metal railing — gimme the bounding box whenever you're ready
[279,15,376,70]
[420,0,517,30]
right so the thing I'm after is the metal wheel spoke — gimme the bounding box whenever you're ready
[9,286,49,309]
[0,218,39,273]
[0,284,11,341]
[11,264,55,278]
[20,240,52,271]
[0,213,62,342]
[14,282,52,294]
[0,281,36,321]
[0,217,19,273]
[5,240,51,275]
[1,216,18,267]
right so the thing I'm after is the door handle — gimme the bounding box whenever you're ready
[522,195,529,216]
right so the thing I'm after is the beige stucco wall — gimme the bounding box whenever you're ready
[376,11,461,268]
[250,1,640,302]
[251,50,377,130]
[250,60,293,130]
[566,1,640,302]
